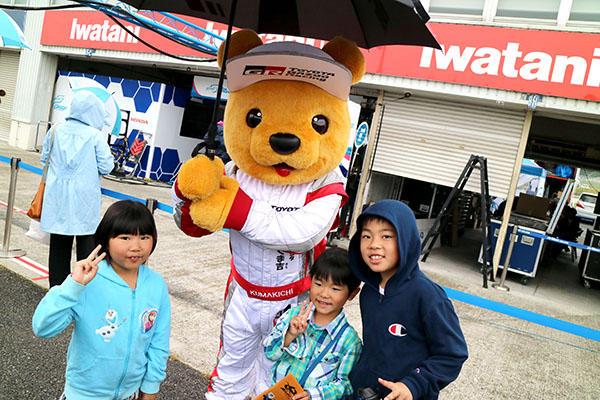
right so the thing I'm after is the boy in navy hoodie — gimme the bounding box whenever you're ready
[348,200,468,400]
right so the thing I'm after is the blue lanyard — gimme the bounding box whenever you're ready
[298,321,349,387]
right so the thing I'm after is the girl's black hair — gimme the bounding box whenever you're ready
[310,247,360,294]
[94,200,158,259]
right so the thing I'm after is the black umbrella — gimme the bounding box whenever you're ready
[113,0,440,157]
[111,0,439,49]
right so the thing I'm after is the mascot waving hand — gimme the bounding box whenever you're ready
[172,30,365,399]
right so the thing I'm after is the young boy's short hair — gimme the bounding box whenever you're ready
[310,247,360,294]
[94,200,158,257]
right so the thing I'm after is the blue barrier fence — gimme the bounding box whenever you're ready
[1,155,600,343]
[518,228,600,254]
[0,155,174,214]
[444,287,600,342]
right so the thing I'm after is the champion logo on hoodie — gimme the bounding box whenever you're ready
[388,323,407,337]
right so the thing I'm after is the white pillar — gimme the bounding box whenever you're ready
[557,0,573,27]
[349,90,384,238]
[144,83,166,180]
[492,109,533,278]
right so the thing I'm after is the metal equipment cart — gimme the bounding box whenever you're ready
[578,227,600,289]
[480,180,574,285]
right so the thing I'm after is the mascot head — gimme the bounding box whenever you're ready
[218,30,365,185]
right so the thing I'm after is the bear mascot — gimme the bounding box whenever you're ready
[172,30,365,399]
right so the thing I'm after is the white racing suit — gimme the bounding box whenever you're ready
[172,163,347,399]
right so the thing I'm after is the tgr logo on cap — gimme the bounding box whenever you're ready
[242,65,336,83]
[243,65,286,76]
[227,43,352,100]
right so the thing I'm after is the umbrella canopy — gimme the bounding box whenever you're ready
[0,9,30,49]
[67,76,122,137]
[112,0,440,49]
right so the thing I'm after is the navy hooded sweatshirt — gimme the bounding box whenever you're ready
[348,200,468,399]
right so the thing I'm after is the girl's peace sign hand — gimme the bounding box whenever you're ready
[72,245,106,286]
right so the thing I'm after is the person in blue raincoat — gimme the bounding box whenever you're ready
[40,90,114,287]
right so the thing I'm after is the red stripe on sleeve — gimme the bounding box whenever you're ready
[180,200,213,237]
[173,179,188,201]
[223,188,253,231]
[174,179,212,237]
[304,182,348,206]
[305,182,348,232]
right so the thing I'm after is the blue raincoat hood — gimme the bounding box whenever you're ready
[349,199,422,294]
[67,90,106,130]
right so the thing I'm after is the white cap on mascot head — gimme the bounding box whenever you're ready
[225,41,353,101]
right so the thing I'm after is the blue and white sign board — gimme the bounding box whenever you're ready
[355,121,369,148]
[192,75,229,100]
[51,71,198,183]
[516,159,547,197]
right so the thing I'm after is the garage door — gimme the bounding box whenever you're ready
[0,50,20,142]
[372,94,527,198]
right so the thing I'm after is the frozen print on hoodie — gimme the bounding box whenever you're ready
[96,308,127,342]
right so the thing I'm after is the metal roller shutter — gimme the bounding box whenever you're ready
[372,95,526,198]
[0,50,20,142]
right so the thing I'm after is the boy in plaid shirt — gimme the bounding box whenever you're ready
[263,247,362,400]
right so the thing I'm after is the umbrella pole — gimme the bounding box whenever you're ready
[205,0,238,160]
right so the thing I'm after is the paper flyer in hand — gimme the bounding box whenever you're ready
[252,373,304,400]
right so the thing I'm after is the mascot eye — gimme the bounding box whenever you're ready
[246,108,262,128]
[312,115,329,134]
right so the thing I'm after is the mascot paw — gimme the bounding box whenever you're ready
[177,155,224,200]
[189,176,240,232]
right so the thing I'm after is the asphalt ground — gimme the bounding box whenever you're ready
[1,141,600,399]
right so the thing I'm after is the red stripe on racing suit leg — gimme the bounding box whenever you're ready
[230,258,311,301]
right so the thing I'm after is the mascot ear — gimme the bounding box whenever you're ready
[322,37,365,84]
[217,30,264,68]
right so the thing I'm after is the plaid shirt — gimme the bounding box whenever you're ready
[264,305,362,400]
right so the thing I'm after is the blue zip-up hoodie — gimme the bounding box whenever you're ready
[32,260,171,400]
[348,200,468,400]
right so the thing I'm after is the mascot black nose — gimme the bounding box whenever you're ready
[269,133,301,155]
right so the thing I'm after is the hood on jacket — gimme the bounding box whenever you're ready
[349,199,421,294]
[67,90,106,130]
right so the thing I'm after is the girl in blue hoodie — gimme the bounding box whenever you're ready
[33,200,171,400]
[348,200,468,400]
